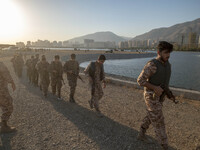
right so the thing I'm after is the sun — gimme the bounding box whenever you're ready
[0,0,26,43]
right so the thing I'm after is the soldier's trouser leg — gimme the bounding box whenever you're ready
[35,72,39,86]
[70,86,76,98]
[140,113,151,133]
[57,81,62,98]
[144,93,168,146]
[93,83,103,111]
[42,84,49,96]
[0,95,13,121]
[52,85,56,95]
[68,78,77,98]
[150,110,168,145]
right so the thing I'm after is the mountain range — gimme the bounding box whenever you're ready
[66,18,200,44]
[66,31,129,44]
[132,18,200,42]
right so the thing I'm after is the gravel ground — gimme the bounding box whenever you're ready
[0,50,199,150]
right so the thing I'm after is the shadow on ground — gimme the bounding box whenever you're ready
[18,70,176,150]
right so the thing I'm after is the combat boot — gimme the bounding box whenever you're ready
[161,144,168,150]
[0,121,16,133]
[137,127,152,143]
[69,95,75,103]
[137,127,146,140]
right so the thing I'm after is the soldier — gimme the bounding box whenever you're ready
[63,54,79,103]
[30,56,35,84]
[36,55,50,97]
[50,55,63,100]
[25,56,34,83]
[15,54,24,78]
[84,55,106,115]
[137,41,175,150]
[32,54,40,86]
[10,54,17,73]
[0,62,16,133]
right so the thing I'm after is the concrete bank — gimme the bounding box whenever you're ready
[104,75,200,101]
[79,73,200,101]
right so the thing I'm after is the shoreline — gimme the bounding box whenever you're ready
[2,50,200,99]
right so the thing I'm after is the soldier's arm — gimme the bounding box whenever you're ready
[137,61,163,95]
[0,62,16,91]
[84,62,91,75]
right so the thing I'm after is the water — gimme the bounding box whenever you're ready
[30,47,113,51]
[80,51,200,91]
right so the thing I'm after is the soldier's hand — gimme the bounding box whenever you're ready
[11,82,16,92]
[154,86,163,96]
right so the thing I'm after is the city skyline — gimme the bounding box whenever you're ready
[0,0,200,44]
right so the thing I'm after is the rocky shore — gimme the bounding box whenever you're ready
[0,50,199,150]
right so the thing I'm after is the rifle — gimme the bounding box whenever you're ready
[160,84,179,104]
[77,75,84,83]
[67,71,84,83]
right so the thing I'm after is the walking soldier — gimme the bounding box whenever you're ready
[84,55,106,115]
[50,55,63,100]
[137,41,176,150]
[36,55,50,97]
[63,54,79,103]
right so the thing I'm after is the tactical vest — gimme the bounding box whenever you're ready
[149,59,171,87]
[88,62,104,81]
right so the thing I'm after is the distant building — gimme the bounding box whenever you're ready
[84,39,94,48]
[147,39,152,47]
[89,42,105,48]
[26,41,31,47]
[16,42,25,48]
[128,41,133,48]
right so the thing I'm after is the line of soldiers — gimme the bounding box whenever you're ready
[2,41,177,149]
[25,54,81,103]
[24,53,106,113]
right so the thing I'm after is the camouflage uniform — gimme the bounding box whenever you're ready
[137,60,168,145]
[36,60,50,97]
[10,55,17,73]
[30,57,36,84]
[85,61,105,111]
[63,60,79,101]
[15,55,24,78]
[0,62,14,121]
[50,61,63,98]
[25,58,32,82]
[32,56,40,86]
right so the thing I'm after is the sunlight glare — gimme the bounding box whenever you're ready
[0,0,26,42]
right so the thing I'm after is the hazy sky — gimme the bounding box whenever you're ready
[1,0,200,44]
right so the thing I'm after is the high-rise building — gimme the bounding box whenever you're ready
[84,39,94,48]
